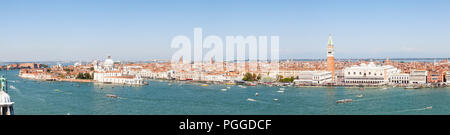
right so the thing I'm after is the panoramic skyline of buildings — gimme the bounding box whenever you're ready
[11,34,449,86]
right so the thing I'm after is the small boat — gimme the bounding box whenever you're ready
[356,94,363,98]
[200,84,208,87]
[54,89,62,92]
[226,83,236,85]
[106,94,118,98]
[336,99,353,104]
[276,90,284,93]
[405,86,421,89]
[238,85,247,88]
[226,87,231,89]
[221,89,227,91]
[255,93,259,96]
[247,98,256,102]
[425,106,432,110]
[9,85,16,89]
[273,99,279,102]
[279,88,285,91]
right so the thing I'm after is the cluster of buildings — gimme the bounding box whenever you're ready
[19,56,145,85]
[0,63,47,70]
[13,34,450,87]
[92,56,144,85]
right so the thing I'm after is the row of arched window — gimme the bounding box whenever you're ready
[348,72,383,76]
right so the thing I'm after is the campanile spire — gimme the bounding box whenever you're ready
[326,33,335,81]
[328,33,333,45]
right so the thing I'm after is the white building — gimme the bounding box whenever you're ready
[93,56,145,85]
[343,62,400,85]
[294,71,332,84]
[389,73,410,84]
[93,56,117,71]
[94,71,144,85]
[203,73,226,82]
[409,70,428,84]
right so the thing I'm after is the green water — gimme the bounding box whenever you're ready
[3,70,450,115]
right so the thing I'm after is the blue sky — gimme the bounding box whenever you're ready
[0,0,449,62]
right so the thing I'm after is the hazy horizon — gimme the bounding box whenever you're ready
[1,0,449,62]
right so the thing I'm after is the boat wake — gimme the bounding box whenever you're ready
[9,85,17,90]
[352,92,421,102]
[392,107,432,113]
[247,98,278,105]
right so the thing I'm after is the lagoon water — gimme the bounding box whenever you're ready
[3,70,450,115]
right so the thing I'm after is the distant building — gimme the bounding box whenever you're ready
[343,62,400,85]
[389,73,409,84]
[93,56,116,71]
[335,70,345,84]
[93,56,144,85]
[294,71,332,84]
[427,70,444,83]
[409,70,428,84]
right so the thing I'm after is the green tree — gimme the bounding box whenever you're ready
[76,72,93,80]
[279,76,294,83]
[242,73,259,82]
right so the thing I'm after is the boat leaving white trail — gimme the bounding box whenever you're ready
[392,106,433,113]
[9,85,17,90]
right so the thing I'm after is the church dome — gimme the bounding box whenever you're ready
[104,56,114,67]
[0,91,13,106]
[368,62,376,67]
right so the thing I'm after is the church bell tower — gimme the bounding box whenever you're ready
[327,33,335,80]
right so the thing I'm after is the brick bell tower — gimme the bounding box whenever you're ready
[327,33,335,80]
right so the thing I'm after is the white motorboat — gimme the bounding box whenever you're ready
[336,99,353,104]
[106,94,118,98]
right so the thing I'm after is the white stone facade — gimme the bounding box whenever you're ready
[294,71,332,84]
[389,73,410,84]
[343,62,400,85]
[409,70,428,84]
